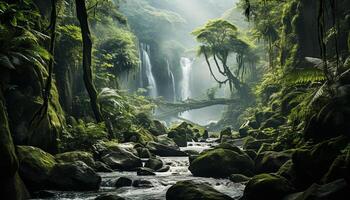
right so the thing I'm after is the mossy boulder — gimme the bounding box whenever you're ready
[261,116,286,129]
[283,179,350,200]
[219,127,232,140]
[122,128,156,145]
[145,158,163,171]
[255,151,292,173]
[292,136,349,189]
[49,161,101,191]
[149,120,167,136]
[166,180,234,200]
[115,177,132,188]
[55,151,95,169]
[100,147,142,171]
[156,135,178,148]
[146,141,187,157]
[189,148,254,178]
[243,137,274,152]
[17,146,56,191]
[243,173,294,200]
[168,122,195,147]
[229,174,251,183]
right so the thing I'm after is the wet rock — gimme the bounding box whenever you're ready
[166,180,234,200]
[214,143,244,154]
[115,177,132,188]
[149,120,168,136]
[229,174,251,183]
[95,194,125,200]
[100,146,142,171]
[243,137,273,152]
[137,167,156,176]
[184,150,200,155]
[292,136,349,189]
[255,151,292,173]
[156,135,178,149]
[145,158,163,171]
[189,148,254,178]
[49,161,101,191]
[136,147,153,159]
[243,173,294,200]
[132,179,153,187]
[245,150,257,160]
[220,127,232,140]
[55,151,95,169]
[157,165,170,172]
[239,121,252,137]
[122,128,156,145]
[94,161,113,172]
[146,142,187,157]
[32,190,55,198]
[282,179,350,200]
[261,116,286,129]
[203,130,209,139]
[168,122,195,147]
[17,146,56,191]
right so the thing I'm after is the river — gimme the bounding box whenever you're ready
[33,142,245,200]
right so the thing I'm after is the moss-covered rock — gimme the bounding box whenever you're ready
[166,180,234,200]
[146,141,187,157]
[49,161,101,191]
[255,151,292,173]
[189,148,254,178]
[122,128,156,145]
[243,173,294,200]
[229,174,251,183]
[168,122,195,147]
[292,136,350,189]
[243,137,274,152]
[17,145,56,191]
[145,158,163,171]
[55,151,95,168]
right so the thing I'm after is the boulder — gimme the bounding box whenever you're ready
[132,179,153,187]
[166,180,233,200]
[243,173,294,200]
[156,135,178,149]
[149,120,167,136]
[157,165,170,172]
[137,167,156,176]
[49,161,101,191]
[203,130,209,139]
[145,158,163,171]
[189,148,254,178]
[255,151,292,173]
[136,147,153,159]
[94,161,113,172]
[146,142,187,157]
[229,174,251,183]
[243,138,273,151]
[17,146,56,191]
[261,116,285,129]
[283,179,350,200]
[100,146,142,171]
[292,136,349,189]
[95,194,125,200]
[115,177,132,188]
[55,151,95,168]
[220,127,232,140]
[122,128,155,145]
[239,121,252,137]
[168,122,194,147]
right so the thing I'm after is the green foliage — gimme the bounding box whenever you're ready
[60,120,108,151]
[283,68,325,85]
[0,1,49,77]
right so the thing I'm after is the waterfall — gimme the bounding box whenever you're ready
[167,59,176,102]
[140,43,158,98]
[180,57,193,100]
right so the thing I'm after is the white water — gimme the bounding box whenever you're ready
[36,142,244,200]
[167,60,176,102]
[180,57,193,100]
[140,44,158,98]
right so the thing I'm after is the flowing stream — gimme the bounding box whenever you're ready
[35,142,244,200]
[166,60,176,102]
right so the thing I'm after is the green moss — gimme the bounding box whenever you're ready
[17,146,56,171]
[243,173,294,200]
[55,151,95,168]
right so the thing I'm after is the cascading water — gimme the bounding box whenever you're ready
[180,57,193,100]
[167,59,176,102]
[180,57,193,120]
[140,43,158,98]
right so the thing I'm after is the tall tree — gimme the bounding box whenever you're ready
[75,0,104,123]
[192,19,252,100]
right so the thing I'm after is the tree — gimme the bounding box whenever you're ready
[192,19,252,100]
[75,0,104,123]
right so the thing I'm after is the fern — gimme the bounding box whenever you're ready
[283,67,325,85]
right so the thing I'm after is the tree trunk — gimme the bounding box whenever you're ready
[75,0,104,123]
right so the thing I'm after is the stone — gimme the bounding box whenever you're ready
[255,151,292,173]
[17,146,56,191]
[146,142,187,157]
[115,177,132,188]
[229,174,251,183]
[137,167,156,176]
[145,158,163,171]
[132,179,153,187]
[243,173,294,200]
[100,146,142,171]
[166,180,233,200]
[49,161,101,191]
[189,148,254,178]
[55,151,95,169]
